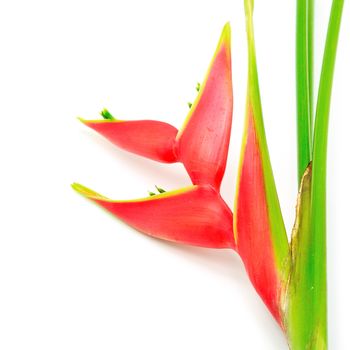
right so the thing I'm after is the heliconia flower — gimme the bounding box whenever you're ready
[73,23,235,250]
[234,1,290,325]
[73,0,344,344]
[79,23,232,191]
[74,17,288,328]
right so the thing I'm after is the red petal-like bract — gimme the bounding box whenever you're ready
[176,24,232,190]
[82,120,178,163]
[72,183,235,249]
[80,24,232,190]
[235,108,282,324]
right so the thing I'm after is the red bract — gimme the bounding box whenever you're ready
[235,107,284,324]
[72,183,235,249]
[79,119,178,163]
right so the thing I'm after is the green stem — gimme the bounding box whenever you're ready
[308,0,314,120]
[306,0,343,347]
[296,0,314,184]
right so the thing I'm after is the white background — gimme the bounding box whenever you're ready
[0,0,349,349]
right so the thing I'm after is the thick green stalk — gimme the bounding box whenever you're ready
[296,0,314,183]
[287,0,344,348]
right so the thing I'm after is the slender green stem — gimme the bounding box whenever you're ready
[309,0,344,346]
[308,0,314,121]
[296,0,314,184]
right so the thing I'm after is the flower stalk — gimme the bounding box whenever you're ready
[296,0,314,183]
[287,0,344,348]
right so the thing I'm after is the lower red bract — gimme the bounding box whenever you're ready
[81,185,235,249]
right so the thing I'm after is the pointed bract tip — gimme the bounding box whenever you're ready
[77,116,87,124]
[71,183,108,200]
[220,22,231,47]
